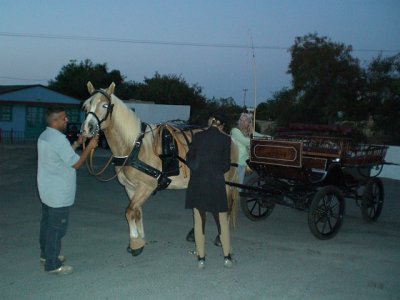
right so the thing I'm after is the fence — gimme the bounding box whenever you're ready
[0,129,37,144]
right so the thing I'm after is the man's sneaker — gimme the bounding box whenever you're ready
[197,257,206,269]
[47,265,73,275]
[224,255,233,268]
[40,255,65,266]
[213,235,222,247]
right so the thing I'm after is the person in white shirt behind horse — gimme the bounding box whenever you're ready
[230,112,264,185]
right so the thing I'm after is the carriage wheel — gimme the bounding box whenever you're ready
[240,175,275,221]
[308,186,345,240]
[361,177,384,222]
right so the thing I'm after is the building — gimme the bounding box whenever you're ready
[0,85,191,143]
[0,85,82,141]
[124,100,190,124]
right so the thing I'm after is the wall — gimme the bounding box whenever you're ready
[379,146,400,180]
[125,102,190,124]
[0,105,25,130]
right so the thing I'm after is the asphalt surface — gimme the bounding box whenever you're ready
[1,144,399,300]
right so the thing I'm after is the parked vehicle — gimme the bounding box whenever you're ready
[65,122,108,148]
[65,122,81,144]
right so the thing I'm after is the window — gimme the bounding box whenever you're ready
[0,105,12,121]
[26,106,45,128]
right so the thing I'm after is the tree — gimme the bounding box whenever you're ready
[363,53,400,144]
[257,88,299,126]
[116,72,209,124]
[202,97,243,130]
[48,61,247,127]
[288,33,362,124]
[48,59,124,100]
[131,72,207,107]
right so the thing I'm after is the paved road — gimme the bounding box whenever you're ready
[1,145,399,300]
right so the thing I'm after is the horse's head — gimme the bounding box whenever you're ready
[81,82,115,138]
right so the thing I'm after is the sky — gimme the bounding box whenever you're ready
[1,0,399,106]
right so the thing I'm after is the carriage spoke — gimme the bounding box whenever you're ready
[310,188,343,237]
[326,215,334,232]
[249,199,258,215]
[369,205,376,218]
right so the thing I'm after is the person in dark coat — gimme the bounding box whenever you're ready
[185,112,233,269]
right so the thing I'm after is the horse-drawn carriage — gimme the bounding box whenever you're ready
[229,123,388,240]
[81,82,391,255]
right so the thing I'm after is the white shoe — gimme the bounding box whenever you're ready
[198,258,206,269]
[224,255,234,268]
[224,258,233,268]
[47,265,73,275]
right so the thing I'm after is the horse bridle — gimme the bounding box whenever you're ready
[86,89,114,134]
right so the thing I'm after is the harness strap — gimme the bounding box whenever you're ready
[112,122,171,194]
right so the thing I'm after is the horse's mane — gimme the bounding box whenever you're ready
[110,95,141,147]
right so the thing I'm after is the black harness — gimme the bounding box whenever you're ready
[87,89,114,129]
[111,122,172,195]
[88,90,172,194]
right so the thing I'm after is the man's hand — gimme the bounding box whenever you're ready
[72,135,99,169]
[87,135,99,150]
[77,134,85,145]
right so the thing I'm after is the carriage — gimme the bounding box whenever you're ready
[227,123,388,240]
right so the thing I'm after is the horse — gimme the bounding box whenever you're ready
[81,82,239,256]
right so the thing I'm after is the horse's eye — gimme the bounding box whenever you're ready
[102,104,109,109]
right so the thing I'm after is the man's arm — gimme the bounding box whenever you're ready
[72,137,98,169]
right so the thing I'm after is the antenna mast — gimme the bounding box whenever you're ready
[250,33,257,132]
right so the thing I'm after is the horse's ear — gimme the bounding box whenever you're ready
[106,82,116,95]
[87,81,95,94]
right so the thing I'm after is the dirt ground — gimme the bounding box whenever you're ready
[1,144,399,300]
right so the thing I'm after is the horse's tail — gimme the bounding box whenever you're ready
[226,140,240,227]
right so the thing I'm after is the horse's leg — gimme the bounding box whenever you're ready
[125,185,152,256]
[136,207,145,238]
[126,203,146,256]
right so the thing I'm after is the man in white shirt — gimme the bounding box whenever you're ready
[37,105,98,275]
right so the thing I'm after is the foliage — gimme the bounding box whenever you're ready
[48,59,124,100]
[362,53,400,144]
[115,72,210,124]
[202,97,244,131]
[256,88,299,126]
[257,33,400,144]
[48,43,399,144]
[288,33,363,124]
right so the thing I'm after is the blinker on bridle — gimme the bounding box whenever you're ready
[86,89,114,133]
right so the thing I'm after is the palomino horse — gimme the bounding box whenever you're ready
[81,82,239,256]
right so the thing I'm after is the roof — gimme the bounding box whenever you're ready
[0,84,81,105]
[0,85,42,95]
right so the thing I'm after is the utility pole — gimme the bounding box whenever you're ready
[243,88,248,109]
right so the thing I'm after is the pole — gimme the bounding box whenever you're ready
[250,35,257,132]
[242,88,248,109]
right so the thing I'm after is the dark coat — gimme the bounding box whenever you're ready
[185,126,231,212]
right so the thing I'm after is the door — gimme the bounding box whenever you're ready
[25,106,46,139]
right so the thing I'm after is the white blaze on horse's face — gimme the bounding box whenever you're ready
[82,94,109,138]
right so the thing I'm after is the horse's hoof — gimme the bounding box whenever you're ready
[126,245,144,256]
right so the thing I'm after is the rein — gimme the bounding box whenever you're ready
[85,148,121,182]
